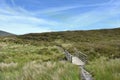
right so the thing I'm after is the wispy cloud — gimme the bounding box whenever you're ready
[0,1,59,34]
[0,0,120,34]
[32,0,114,15]
[0,14,53,34]
[61,0,120,29]
[11,0,16,7]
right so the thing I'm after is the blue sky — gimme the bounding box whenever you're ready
[0,0,120,34]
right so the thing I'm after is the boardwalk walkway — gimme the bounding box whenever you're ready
[57,46,93,80]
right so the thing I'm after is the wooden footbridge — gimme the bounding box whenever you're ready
[57,46,93,80]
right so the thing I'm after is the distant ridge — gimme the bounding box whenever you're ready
[0,30,15,36]
[19,27,120,42]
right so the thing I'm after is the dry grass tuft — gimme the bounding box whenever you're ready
[0,62,17,71]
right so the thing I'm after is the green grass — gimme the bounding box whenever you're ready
[86,57,120,80]
[0,42,79,80]
[0,61,79,80]
[66,40,120,60]
[0,42,64,64]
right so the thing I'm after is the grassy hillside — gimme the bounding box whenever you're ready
[16,28,120,60]
[0,28,120,80]
[19,28,120,43]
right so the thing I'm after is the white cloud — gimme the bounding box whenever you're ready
[62,0,120,28]
[0,2,59,34]
[32,0,114,15]
[0,23,52,35]
[0,13,55,34]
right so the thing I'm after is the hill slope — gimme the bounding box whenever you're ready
[1,28,120,60]
[0,30,15,36]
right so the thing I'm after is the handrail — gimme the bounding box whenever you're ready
[57,46,93,80]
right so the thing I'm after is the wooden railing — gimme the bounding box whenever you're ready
[74,48,87,64]
[57,46,93,80]
[64,50,73,62]
[57,45,72,62]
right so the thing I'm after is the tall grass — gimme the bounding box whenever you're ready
[0,61,79,80]
[0,42,64,63]
[1,42,76,80]
[86,57,120,80]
